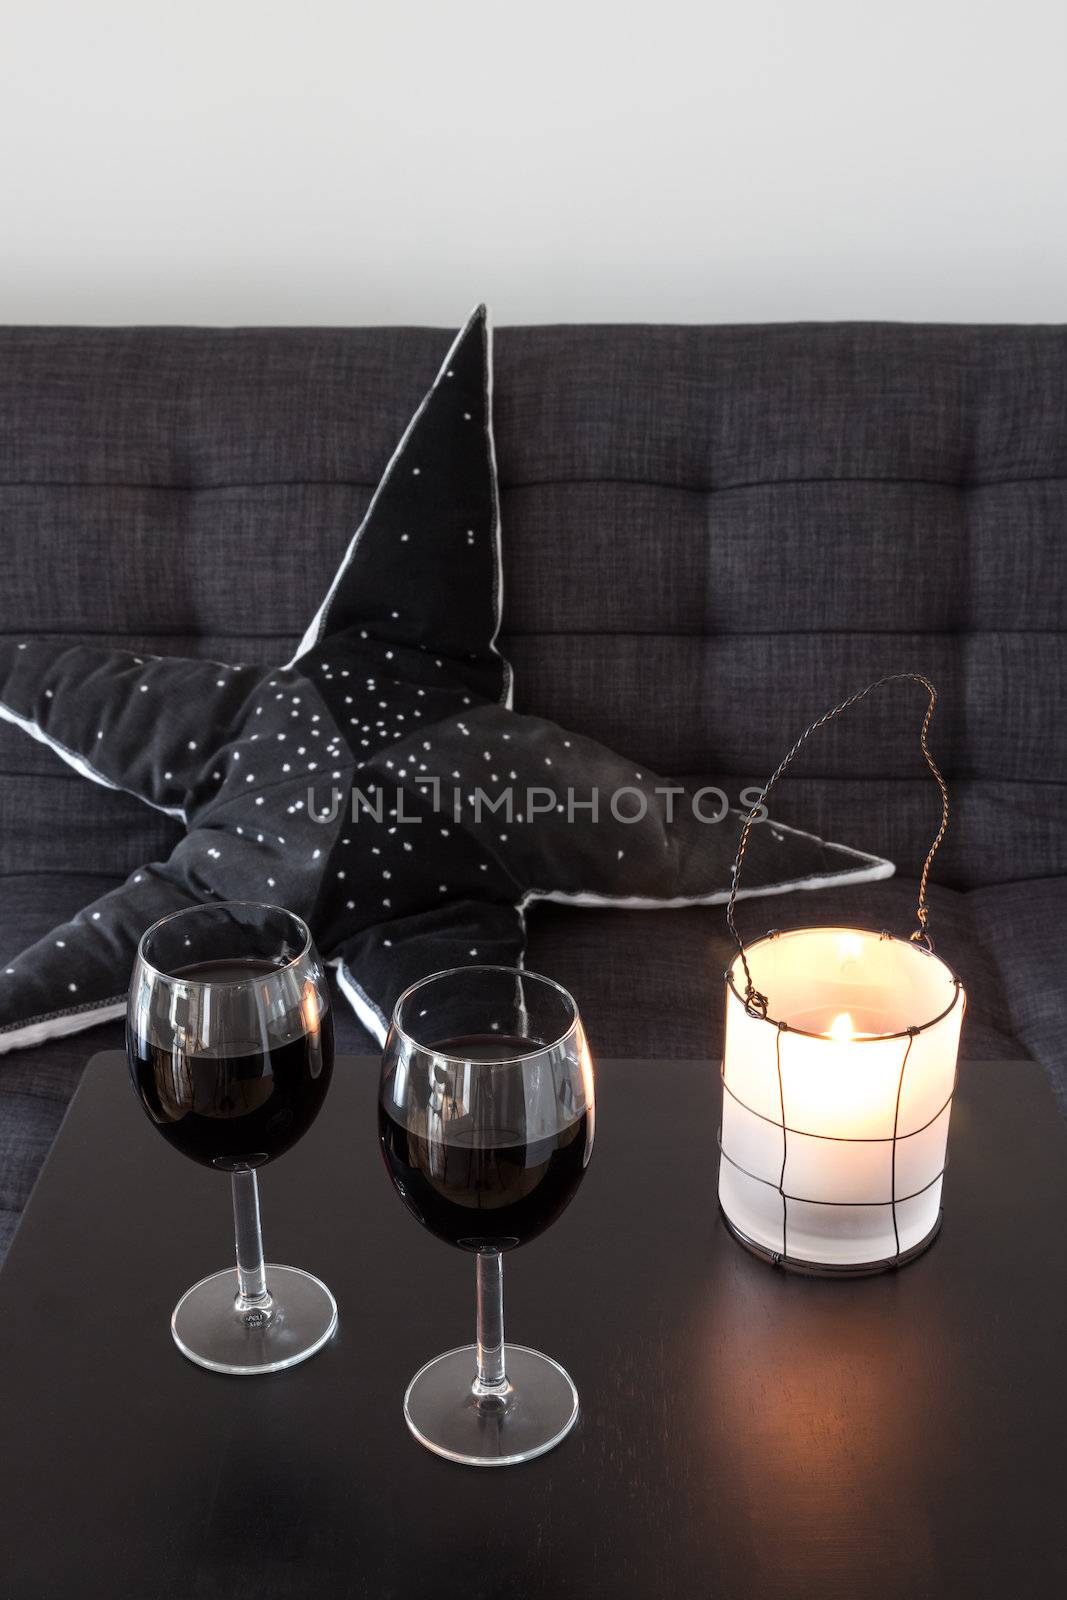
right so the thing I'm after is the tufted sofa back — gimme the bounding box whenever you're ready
[1,322,1064,893]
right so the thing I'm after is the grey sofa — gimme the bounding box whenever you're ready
[1,322,1064,1261]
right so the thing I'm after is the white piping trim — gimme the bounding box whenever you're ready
[510,812,893,911]
[286,306,499,669]
[516,855,893,913]
[515,897,528,969]
[483,309,513,710]
[0,998,126,1055]
[331,955,388,1046]
[0,700,187,822]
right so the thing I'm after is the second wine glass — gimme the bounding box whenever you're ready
[379,966,595,1466]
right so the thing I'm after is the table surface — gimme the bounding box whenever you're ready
[0,1052,1064,1600]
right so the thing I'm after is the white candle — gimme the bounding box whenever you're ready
[718,927,965,1271]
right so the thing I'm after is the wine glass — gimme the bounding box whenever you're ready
[127,901,337,1375]
[379,965,595,1466]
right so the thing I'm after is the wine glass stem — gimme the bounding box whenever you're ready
[231,1167,270,1308]
[473,1249,508,1399]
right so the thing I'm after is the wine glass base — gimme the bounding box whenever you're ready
[404,1344,579,1466]
[171,1264,338,1376]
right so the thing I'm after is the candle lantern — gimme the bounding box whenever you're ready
[718,675,966,1275]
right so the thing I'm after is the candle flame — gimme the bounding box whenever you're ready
[829,1011,855,1043]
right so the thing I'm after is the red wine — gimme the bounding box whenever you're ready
[129,958,333,1170]
[378,1033,590,1251]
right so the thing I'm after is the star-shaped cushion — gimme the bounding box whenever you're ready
[0,307,893,1053]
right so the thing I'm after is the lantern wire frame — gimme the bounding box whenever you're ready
[719,674,966,1276]
[718,930,965,1276]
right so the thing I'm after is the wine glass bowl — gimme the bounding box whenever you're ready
[127,901,338,1375]
[379,966,595,1465]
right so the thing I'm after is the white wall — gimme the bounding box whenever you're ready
[1,0,1065,326]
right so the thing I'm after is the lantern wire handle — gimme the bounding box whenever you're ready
[726,673,950,1016]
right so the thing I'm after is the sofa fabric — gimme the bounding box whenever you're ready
[1,322,1064,1261]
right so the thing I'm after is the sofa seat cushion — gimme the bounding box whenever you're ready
[970,877,1067,1114]
[526,875,1027,1064]
[0,875,125,1260]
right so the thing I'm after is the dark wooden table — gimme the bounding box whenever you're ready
[0,1053,1064,1599]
